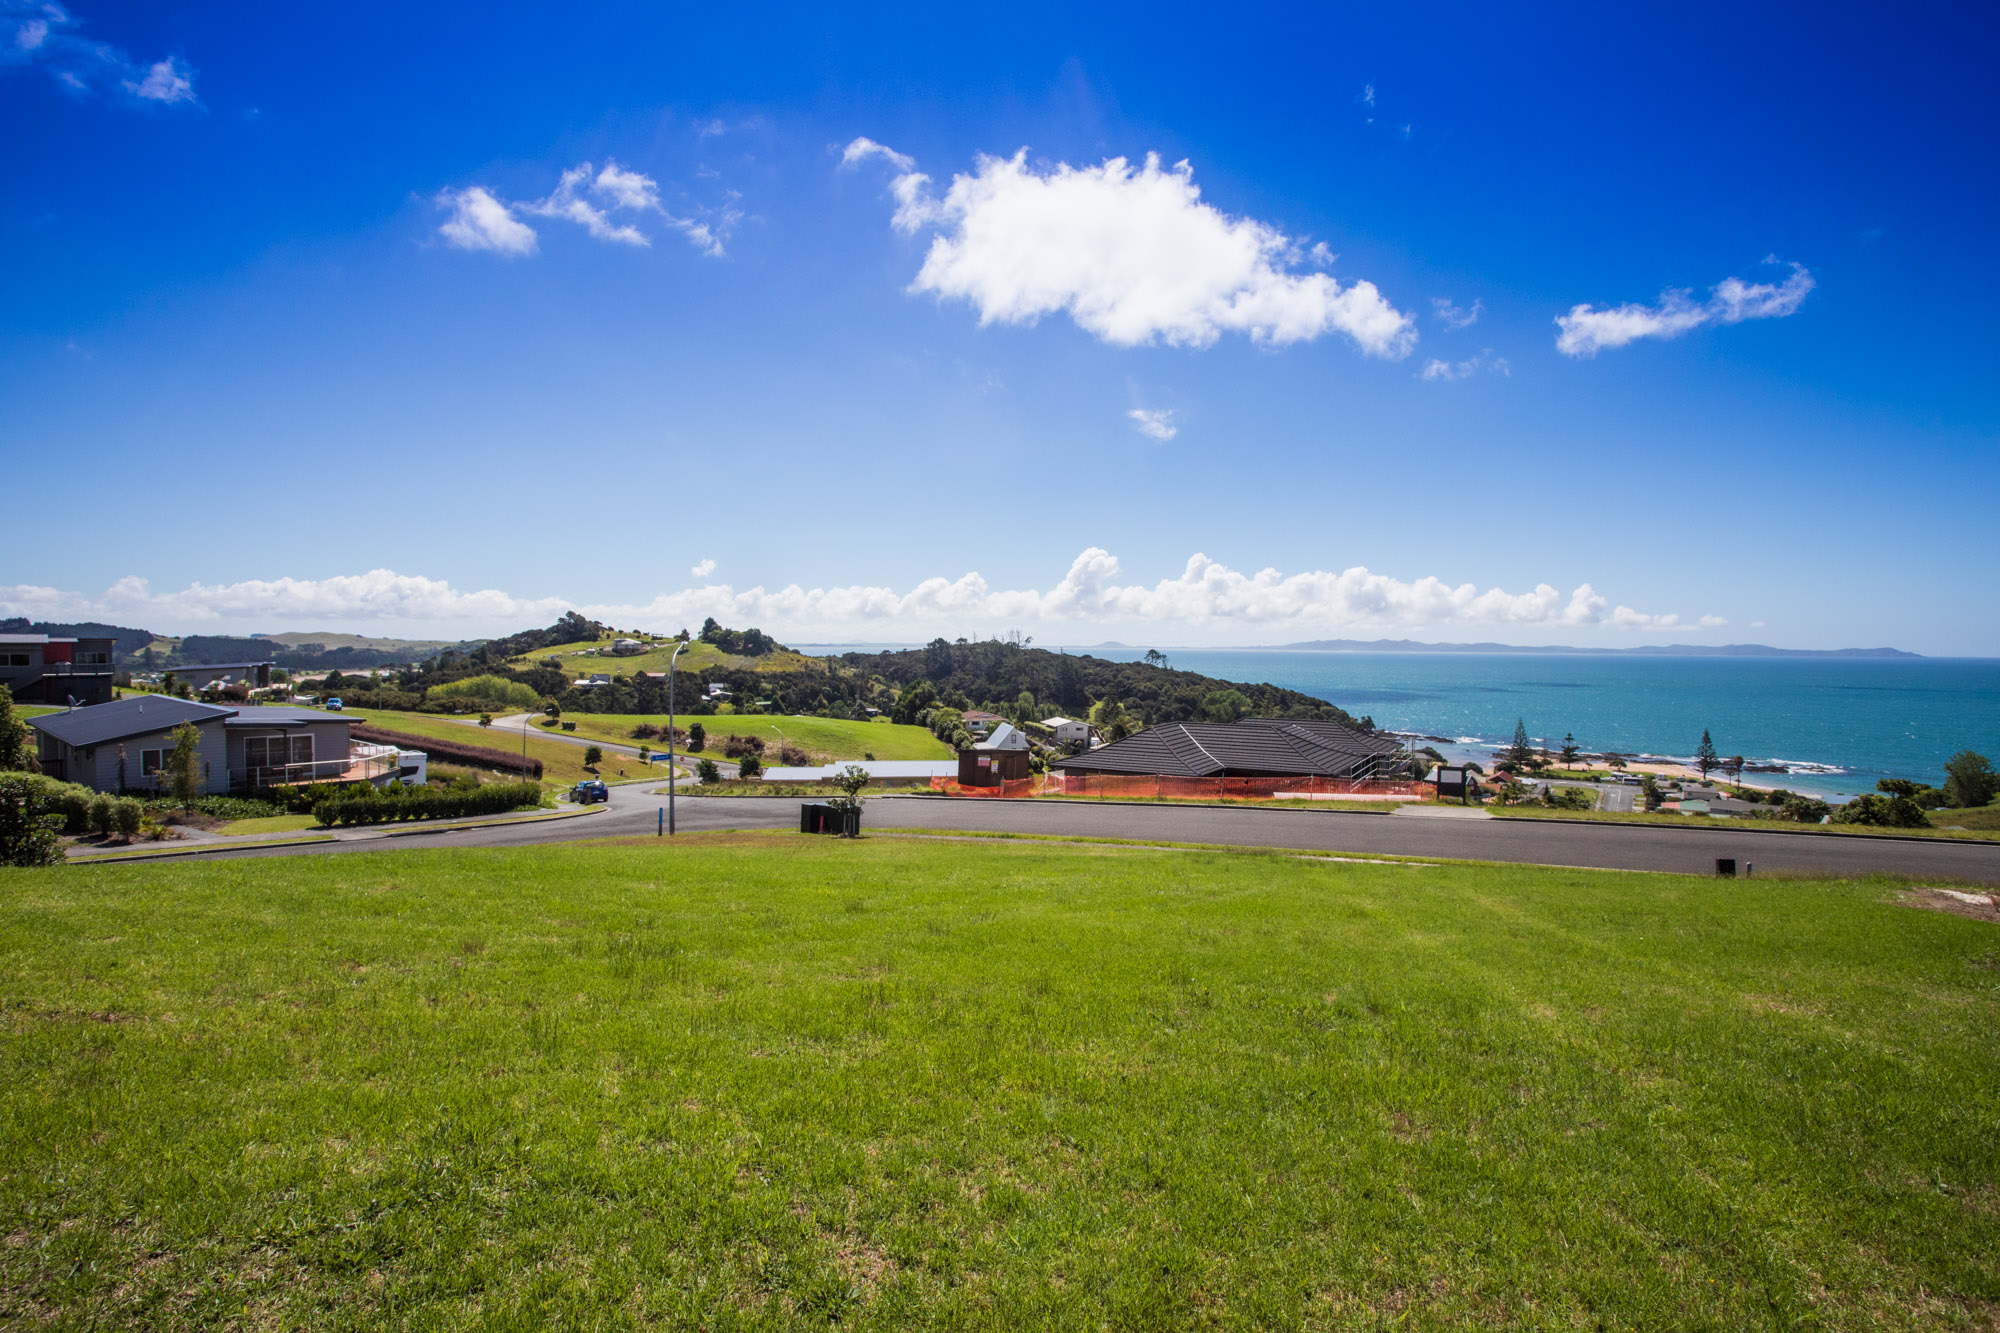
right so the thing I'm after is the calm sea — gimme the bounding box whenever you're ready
[797,645,2000,798]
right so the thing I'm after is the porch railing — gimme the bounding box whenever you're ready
[231,744,400,790]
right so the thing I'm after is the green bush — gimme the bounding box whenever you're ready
[313,782,542,828]
[1777,794,1832,823]
[1546,786,1595,811]
[1942,751,1998,810]
[88,794,115,836]
[113,799,142,839]
[425,675,544,711]
[697,758,720,784]
[1832,793,1931,829]
[0,775,65,867]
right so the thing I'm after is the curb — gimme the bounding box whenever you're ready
[69,835,339,864]
[873,794,1402,815]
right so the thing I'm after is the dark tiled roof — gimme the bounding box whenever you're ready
[27,696,233,748]
[1052,717,1404,779]
[222,707,349,727]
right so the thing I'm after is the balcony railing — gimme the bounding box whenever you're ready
[231,744,400,790]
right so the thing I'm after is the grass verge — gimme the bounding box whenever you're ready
[1490,804,2000,841]
[1,838,1995,1327]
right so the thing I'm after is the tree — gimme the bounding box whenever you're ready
[687,722,706,753]
[1559,733,1580,769]
[1504,719,1534,771]
[1695,730,1719,781]
[696,758,721,784]
[479,713,493,728]
[583,745,603,770]
[1603,752,1628,772]
[163,721,202,810]
[827,764,870,836]
[1143,649,1170,669]
[1877,778,1923,798]
[1199,689,1253,723]
[1943,751,1999,809]
[737,753,762,780]
[1724,755,1745,786]
[0,775,64,867]
[0,691,28,771]
[544,701,561,720]
[893,679,938,726]
[1090,698,1137,743]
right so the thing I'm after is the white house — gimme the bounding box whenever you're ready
[1042,716,1092,746]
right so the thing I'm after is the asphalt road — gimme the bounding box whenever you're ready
[127,784,2000,882]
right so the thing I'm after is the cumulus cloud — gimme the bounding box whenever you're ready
[691,558,717,578]
[438,159,735,258]
[844,139,1416,356]
[1,551,1713,639]
[4,2,197,106]
[1556,259,1815,357]
[437,186,538,256]
[1127,408,1179,441]
[1431,297,1481,330]
[1419,349,1509,382]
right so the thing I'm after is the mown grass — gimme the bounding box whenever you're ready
[214,814,322,837]
[543,713,950,763]
[519,637,825,678]
[343,711,602,787]
[0,838,1994,1329]
[1490,803,2000,841]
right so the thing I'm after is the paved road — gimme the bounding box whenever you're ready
[119,785,2000,882]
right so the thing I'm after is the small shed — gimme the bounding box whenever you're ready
[958,722,1032,786]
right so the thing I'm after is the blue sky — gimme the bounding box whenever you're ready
[3,1,1996,652]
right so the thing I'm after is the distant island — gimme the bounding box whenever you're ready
[1264,639,1922,659]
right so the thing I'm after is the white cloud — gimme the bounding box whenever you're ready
[4,4,197,107]
[691,558,717,578]
[440,159,735,259]
[1556,259,1815,357]
[845,139,1416,356]
[1,551,1715,640]
[124,55,193,103]
[436,186,538,256]
[1419,349,1509,382]
[840,136,914,172]
[1697,614,1728,628]
[1362,84,1376,109]
[1127,408,1179,441]
[1431,296,1481,330]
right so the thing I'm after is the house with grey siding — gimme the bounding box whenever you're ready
[28,697,403,795]
[1,633,117,706]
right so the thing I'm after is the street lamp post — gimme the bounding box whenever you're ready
[667,639,688,835]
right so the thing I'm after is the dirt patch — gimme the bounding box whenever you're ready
[1898,886,2000,924]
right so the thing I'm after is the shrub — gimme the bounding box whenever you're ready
[0,775,65,867]
[1546,786,1595,811]
[721,733,765,759]
[1778,794,1832,823]
[425,675,544,711]
[697,758,720,784]
[583,746,603,769]
[629,722,660,741]
[687,723,705,753]
[1943,751,1998,809]
[777,743,813,767]
[112,798,142,838]
[313,782,541,827]
[88,794,115,836]
[737,754,762,780]
[1832,793,1931,829]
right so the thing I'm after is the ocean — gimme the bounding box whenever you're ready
[800,645,2000,799]
[1077,650,2000,799]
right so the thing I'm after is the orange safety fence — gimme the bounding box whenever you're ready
[927,773,1423,801]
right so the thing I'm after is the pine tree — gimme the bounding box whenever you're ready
[1695,729,1719,780]
[1560,733,1580,770]
[1505,718,1534,770]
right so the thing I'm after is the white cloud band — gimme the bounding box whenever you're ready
[1556,259,1814,357]
[2,551,1710,639]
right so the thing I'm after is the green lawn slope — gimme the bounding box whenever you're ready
[521,636,824,678]
[544,712,951,762]
[0,838,1992,1327]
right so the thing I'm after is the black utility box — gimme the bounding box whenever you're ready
[800,804,860,836]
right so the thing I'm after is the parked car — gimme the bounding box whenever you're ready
[569,780,609,805]
[325,697,343,711]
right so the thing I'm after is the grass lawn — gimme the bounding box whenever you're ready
[1,838,1995,1328]
[11,703,63,718]
[547,712,951,763]
[343,710,606,787]
[1490,803,2000,841]
[1932,803,2000,831]
[516,637,831,679]
[214,814,322,837]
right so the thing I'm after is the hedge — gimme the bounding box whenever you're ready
[349,724,543,779]
[313,782,543,827]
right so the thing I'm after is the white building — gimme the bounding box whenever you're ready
[1042,716,1092,746]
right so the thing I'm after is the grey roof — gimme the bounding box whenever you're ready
[1052,717,1403,779]
[0,634,54,645]
[28,696,233,748]
[222,706,350,728]
[974,722,1030,751]
[171,661,273,671]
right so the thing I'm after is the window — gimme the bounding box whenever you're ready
[76,652,109,666]
[2,653,27,668]
[141,749,165,775]
[244,735,312,771]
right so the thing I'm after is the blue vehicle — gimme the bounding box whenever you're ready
[324,697,343,711]
[569,779,609,805]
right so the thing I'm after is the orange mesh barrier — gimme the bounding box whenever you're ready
[928,774,1421,801]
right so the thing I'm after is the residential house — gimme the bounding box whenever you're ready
[1,632,116,705]
[1041,716,1092,747]
[27,697,405,795]
[171,661,274,691]
[960,709,1004,736]
[1052,717,1408,781]
[611,638,644,655]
